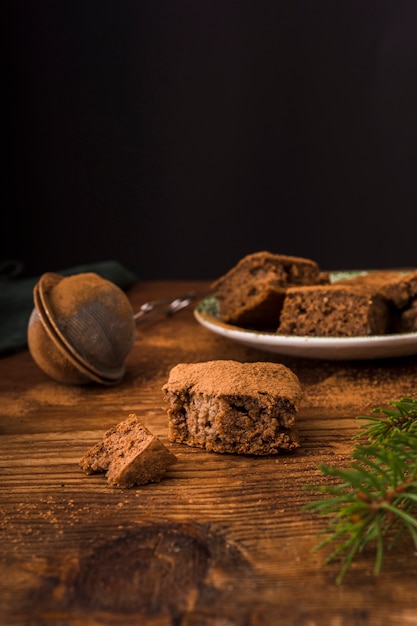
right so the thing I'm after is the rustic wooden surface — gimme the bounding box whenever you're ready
[1,280,416,626]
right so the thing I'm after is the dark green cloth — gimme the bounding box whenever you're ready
[0,260,139,356]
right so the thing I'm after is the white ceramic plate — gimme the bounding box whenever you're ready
[194,270,417,360]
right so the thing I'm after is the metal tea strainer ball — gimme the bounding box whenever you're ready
[27,272,136,385]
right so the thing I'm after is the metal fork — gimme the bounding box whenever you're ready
[133,292,196,324]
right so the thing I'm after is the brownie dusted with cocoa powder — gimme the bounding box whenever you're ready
[162,360,302,455]
[336,269,417,334]
[277,284,391,337]
[381,270,417,309]
[211,251,328,329]
[338,269,417,310]
[80,414,177,488]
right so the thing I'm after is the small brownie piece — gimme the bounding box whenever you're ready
[80,414,177,488]
[277,284,390,337]
[211,251,326,329]
[162,360,302,455]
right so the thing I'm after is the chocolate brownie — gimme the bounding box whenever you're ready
[395,299,417,332]
[277,284,391,337]
[80,414,177,488]
[211,251,327,329]
[162,360,302,455]
[338,269,417,309]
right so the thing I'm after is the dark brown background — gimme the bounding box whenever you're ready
[3,1,417,280]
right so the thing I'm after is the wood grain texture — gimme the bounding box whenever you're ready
[1,280,416,626]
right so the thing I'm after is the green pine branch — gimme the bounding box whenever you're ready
[304,394,417,584]
[355,395,417,443]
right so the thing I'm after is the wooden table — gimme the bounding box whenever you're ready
[1,280,416,626]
